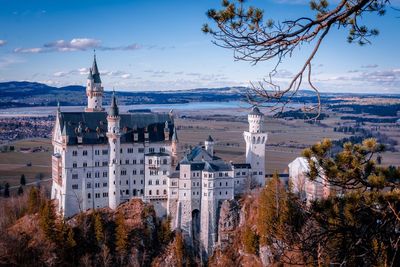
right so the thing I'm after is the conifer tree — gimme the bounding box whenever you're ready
[4,182,10,197]
[242,225,259,255]
[39,200,56,241]
[257,172,288,246]
[27,187,40,214]
[115,212,127,256]
[20,174,26,186]
[93,211,104,244]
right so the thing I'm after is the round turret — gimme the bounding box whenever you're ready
[248,106,264,133]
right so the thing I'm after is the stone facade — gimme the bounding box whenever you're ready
[51,55,268,260]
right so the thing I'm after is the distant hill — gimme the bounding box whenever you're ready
[0,81,248,109]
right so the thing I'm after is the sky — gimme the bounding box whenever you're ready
[0,0,399,93]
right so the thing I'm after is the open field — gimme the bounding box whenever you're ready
[0,139,52,188]
[0,105,398,192]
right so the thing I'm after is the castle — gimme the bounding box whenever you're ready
[51,55,268,258]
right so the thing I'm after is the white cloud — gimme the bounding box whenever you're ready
[14,38,143,54]
[0,40,6,47]
[361,64,378,68]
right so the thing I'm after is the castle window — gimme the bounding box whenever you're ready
[149,159,153,164]
[226,191,228,195]
[87,183,91,189]
[259,171,263,175]
[236,172,240,176]
[95,150,100,155]
[149,180,152,185]
[219,173,222,177]
[140,159,144,164]
[133,170,137,175]
[149,190,152,195]
[163,190,167,195]
[133,159,137,164]
[121,170,127,176]
[103,182,107,187]
[138,148,144,153]
[225,172,228,177]
[87,193,91,199]
[193,191,195,195]
[204,183,207,187]
[156,190,159,195]
[73,162,77,168]
[141,180,143,184]
[103,171,107,177]
[72,174,78,179]
[126,180,129,185]
[72,184,78,189]
[219,182,222,187]
[125,159,129,164]
[126,189,129,195]
[72,150,77,156]
[128,148,134,153]
[102,149,108,155]
[133,189,137,196]
[242,172,246,175]
[226,182,228,186]
[86,172,91,178]
[163,159,167,165]
[133,179,136,185]
[95,161,100,167]
[163,180,166,185]
[83,162,88,167]
[219,191,222,195]
[140,170,144,175]
[140,189,143,195]
[149,148,155,153]
[95,172,100,178]
[184,183,186,188]
[95,193,100,198]
[83,150,88,156]
[160,147,165,153]
[156,180,159,185]
[95,183,100,188]
[120,148,123,153]
[163,170,167,175]
[102,161,108,166]
[103,192,108,197]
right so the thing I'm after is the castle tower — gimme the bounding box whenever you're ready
[204,135,214,156]
[171,127,178,167]
[106,91,121,209]
[243,106,268,186]
[85,53,104,112]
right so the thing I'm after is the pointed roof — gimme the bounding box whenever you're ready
[108,91,119,117]
[249,106,263,116]
[172,127,178,142]
[87,68,93,80]
[91,54,101,83]
[206,135,214,142]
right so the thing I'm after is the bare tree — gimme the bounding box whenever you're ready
[203,0,392,117]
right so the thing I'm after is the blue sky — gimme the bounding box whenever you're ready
[0,0,399,93]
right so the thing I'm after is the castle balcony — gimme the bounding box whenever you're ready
[145,195,168,200]
[148,163,161,170]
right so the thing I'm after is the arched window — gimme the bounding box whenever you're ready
[156,190,159,195]
[149,190,152,195]
[149,159,153,164]
[133,189,137,196]
[156,179,159,185]
[163,159,167,165]
[163,189,167,195]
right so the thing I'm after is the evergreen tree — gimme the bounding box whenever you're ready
[4,182,10,197]
[20,174,26,186]
[93,211,104,244]
[257,172,288,246]
[242,225,259,255]
[17,186,23,195]
[27,187,41,214]
[115,212,127,256]
[39,200,56,242]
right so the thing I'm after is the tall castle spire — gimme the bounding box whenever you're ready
[85,52,104,112]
